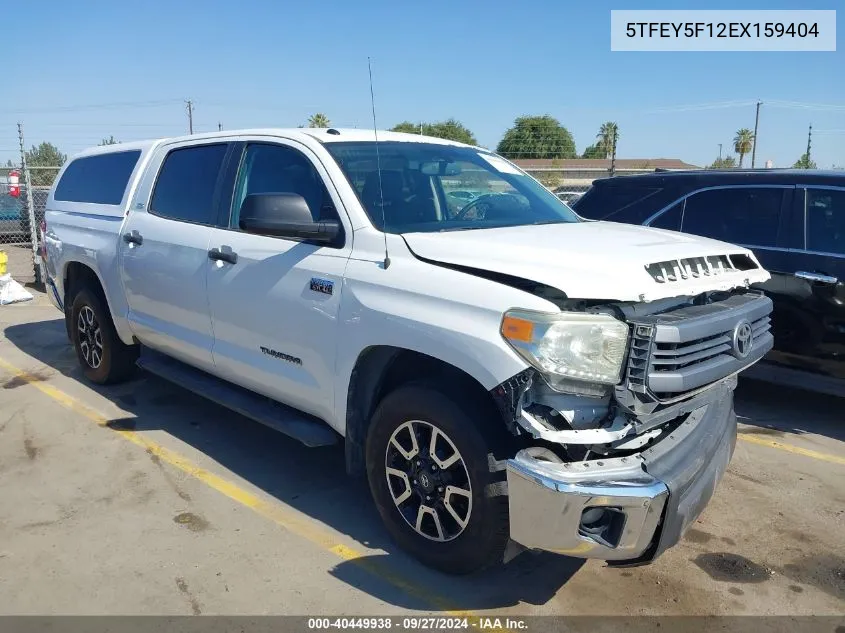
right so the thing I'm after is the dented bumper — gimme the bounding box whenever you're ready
[506,382,737,562]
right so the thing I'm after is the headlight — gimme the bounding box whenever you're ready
[501,309,629,390]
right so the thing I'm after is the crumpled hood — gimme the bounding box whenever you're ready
[402,221,771,302]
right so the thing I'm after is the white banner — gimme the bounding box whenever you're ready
[611,10,836,52]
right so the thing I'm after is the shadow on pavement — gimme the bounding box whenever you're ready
[734,376,845,444]
[3,316,584,611]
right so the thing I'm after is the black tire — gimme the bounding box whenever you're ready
[70,287,138,384]
[366,384,509,575]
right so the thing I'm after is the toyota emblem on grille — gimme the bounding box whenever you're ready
[732,320,754,359]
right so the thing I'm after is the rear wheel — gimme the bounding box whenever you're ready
[70,287,138,384]
[366,384,509,574]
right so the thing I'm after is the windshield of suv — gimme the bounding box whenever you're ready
[325,141,580,233]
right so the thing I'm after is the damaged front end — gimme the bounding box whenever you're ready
[493,290,773,563]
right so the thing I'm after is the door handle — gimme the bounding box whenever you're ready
[122,230,143,245]
[208,247,238,265]
[795,271,838,285]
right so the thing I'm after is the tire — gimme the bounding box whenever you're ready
[366,384,509,575]
[70,287,138,384]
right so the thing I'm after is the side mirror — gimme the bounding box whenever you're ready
[239,193,340,243]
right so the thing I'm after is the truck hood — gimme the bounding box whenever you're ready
[402,221,771,302]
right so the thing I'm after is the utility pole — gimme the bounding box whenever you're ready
[185,100,194,135]
[718,143,723,160]
[751,100,762,168]
[806,124,812,160]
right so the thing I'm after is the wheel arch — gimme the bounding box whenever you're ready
[63,261,108,339]
[62,259,134,345]
[344,345,508,476]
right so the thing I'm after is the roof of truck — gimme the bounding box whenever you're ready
[92,128,471,150]
[71,139,164,159]
[67,128,480,163]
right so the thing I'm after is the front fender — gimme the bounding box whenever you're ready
[333,254,558,433]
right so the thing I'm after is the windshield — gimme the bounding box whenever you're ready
[325,141,580,233]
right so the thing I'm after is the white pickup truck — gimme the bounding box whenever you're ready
[42,129,773,574]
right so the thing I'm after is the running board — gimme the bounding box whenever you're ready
[136,348,338,447]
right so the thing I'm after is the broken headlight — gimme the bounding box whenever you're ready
[501,310,629,391]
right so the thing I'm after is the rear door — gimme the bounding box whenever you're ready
[120,141,231,371]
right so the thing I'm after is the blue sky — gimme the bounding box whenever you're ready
[2,0,842,168]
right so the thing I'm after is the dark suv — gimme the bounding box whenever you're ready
[572,169,845,395]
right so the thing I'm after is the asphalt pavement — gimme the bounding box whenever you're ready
[0,290,842,617]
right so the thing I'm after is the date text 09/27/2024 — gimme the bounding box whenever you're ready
[307,617,528,630]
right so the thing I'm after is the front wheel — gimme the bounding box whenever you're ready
[366,384,509,574]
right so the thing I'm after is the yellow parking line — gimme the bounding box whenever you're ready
[0,356,472,617]
[737,432,845,466]
[8,354,843,619]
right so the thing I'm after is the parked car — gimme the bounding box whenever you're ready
[555,190,584,205]
[0,193,24,241]
[572,169,845,396]
[446,190,477,202]
[43,130,772,574]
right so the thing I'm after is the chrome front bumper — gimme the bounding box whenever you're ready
[506,383,737,562]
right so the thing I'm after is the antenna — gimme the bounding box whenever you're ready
[368,57,390,269]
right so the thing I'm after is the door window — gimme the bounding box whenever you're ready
[805,189,845,255]
[649,200,683,231]
[681,187,782,247]
[149,144,228,224]
[231,143,339,229]
[54,150,141,205]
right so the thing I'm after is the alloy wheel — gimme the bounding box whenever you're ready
[385,420,473,542]
[77,305,103,369]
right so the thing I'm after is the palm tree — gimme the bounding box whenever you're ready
[308,113,331,128]
[597,122,619,175]
[733,129,754,167]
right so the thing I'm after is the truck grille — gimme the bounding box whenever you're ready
[625,292,773,400]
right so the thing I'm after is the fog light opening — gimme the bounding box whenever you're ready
[578,507,626,548]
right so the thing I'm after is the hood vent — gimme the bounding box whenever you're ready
[645,254,759,284]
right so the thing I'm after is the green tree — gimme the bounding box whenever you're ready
[596,122,618,159]
[99,136,119,145]
[709,156,737,169]
[581,143,605,159]
[391,119,477,145]
[307,113,331,128]
[597,122,619,175]
[733,128,754,168]
[792,153,817,169]
[391,121,422,135]
[25,142,67,186]
[496,115,576,160]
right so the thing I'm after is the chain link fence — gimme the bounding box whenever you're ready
[1,165,52,284]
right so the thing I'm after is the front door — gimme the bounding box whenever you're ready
[205,140,352,426]
[120,142,230,371]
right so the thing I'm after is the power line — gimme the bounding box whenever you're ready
[0,98,184,114]
[766,100,845,111]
